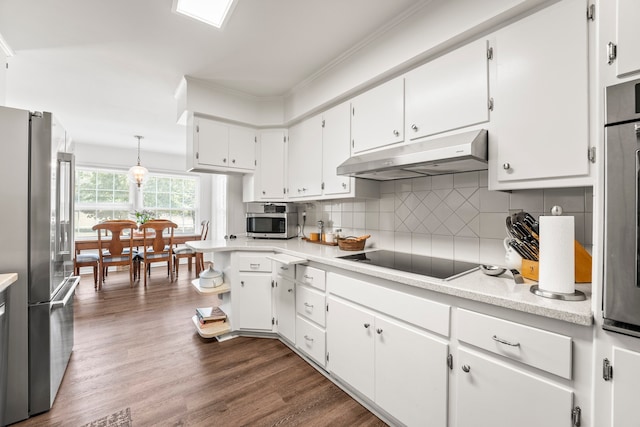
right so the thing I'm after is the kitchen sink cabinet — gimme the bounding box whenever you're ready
[287,114,323,199]
[489,0,591,190]
[404,38,491,142]
[350,77,404,154]
[456,348,574,427]
[187,115,256,174]
[327,295,448,427]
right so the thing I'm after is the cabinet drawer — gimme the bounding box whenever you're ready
[296,284,326,327]
[273,261,295,280]
[296,315,326,367]
[237,254,272,272]
[457,309,572,379]
[296,265,326,290]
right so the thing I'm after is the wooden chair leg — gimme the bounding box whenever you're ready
[175,256,180,277]
[93,264,98,289]
[187,257,192,271]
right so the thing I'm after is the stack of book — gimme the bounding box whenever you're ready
[196,306,227,328]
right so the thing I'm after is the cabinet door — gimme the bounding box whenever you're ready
[326,296,375,400]
[288,116,322,199]
[351,78,404,154]
[257,130,287,200]
[322,102,352,196]
[616,0,640,77]
[228,126,256,170]
[405,38,489,141]
[195,118,228,167]
[236,273,272,331]
[611,346,640,427]
[374,317,448,427]
[275,275,295,343]
[457,349,573,427]
[492,0,589,185]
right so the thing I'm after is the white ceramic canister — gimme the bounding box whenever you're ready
[199,265,224,288]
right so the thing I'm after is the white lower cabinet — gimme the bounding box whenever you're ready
[233,253,274,332]
[456,348,573,427]
[610,346,640,427]
[294,269,327,367]
[327,295,448,427]
[274,272,295,343]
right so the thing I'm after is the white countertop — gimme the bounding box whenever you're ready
[187,238,593,326]
[0,273,18,293]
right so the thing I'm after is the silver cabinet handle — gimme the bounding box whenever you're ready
[304,302,314,309]
[503,163,511,170]
[492,335,520,347]
[250,263,260,269]
[0,303,4,317]
[287,288,293,293]
[376,328,383,334]
[223,158,227,163]
[411,124,418,131]
[241,281,245,287]
[635,123,640,137]
[232,159,236,164]
[304,335,314,342]
[393,130,400,137]
[303,274,313,280]
[342,182,347,189]
[280,266,289,271]
[462,365,471,373]
[363,323,370,328]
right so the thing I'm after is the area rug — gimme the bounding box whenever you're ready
[81,407,132,427]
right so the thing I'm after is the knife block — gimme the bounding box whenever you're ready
[520,241,592,283]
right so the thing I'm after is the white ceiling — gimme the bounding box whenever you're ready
[0,0,425,155]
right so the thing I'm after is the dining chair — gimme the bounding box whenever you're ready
[92,220,138,288]
[173,220,209,278]
[74,252,99,289]
[138,219,178,286]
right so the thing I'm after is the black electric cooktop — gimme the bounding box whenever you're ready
[337,250,478,280]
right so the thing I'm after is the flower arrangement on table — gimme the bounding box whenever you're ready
[132,209,155,225]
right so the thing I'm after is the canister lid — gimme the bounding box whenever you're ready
[200,265,222,279]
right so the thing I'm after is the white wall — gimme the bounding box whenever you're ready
[0,52,7,105]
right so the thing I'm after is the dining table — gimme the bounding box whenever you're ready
[75,233,202,253]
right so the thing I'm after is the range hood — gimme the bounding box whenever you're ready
[337,129,488,181]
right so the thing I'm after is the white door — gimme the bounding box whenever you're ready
[228,126,256,170]
[456,348,573,427]
[322,102,352,196]
[616,0,640,77]
[196,118,228,167]
[493,0,589,185]
[351,77,404,154]
[611,346,640,427]
[236,273,272,331]
[288,116,322,199]
[374,316,448,427]
[326,296,375,400]
[275,275,295,343]
[258,130,286,200]
[405,38,489,140]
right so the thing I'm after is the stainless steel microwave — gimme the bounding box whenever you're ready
[246,203,297,239]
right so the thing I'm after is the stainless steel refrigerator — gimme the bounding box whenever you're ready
[0,106,79,425]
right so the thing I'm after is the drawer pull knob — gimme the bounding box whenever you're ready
[462,365,471,373]
[250,263,260,269]
[363,323,370,328]
[304,302,314,309]
[280,266,289,270]
[492,335,520,347]
[304,335,314,342]
[303,274,313,280]
[376,328,383,335]
[287,288,293,293]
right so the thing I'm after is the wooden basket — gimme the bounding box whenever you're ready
[337,237,366,251]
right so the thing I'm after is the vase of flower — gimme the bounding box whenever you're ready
[133,209,155,226]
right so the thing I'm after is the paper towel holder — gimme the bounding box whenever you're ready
[529,285,586,301]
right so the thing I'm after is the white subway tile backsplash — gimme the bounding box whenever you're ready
[432,174,454,190]
[380,194,395,212]
[454,236,479,263]
[395,232,412,253]
[454,171,479,188]
[365,211,379,230]
[380,181,395,194]
[379,212,394,231]
[543,187,586,213]
[480,212,508,239]
[479,238,506,266]
[432,235,454,259]
[412,233,431,256]
[479,187,510,213]
[510,189,544,212]
[412,176,431,191]
[395,179,412,193]
[353,212,366,229]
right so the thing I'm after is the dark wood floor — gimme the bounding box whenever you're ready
[12,268,385,427]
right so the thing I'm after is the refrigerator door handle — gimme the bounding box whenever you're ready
[0,302,4,317]
[51,276,80,309]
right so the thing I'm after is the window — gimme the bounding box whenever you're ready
[142,174,198,234]
[75,168,131,238]
[74,167,199,237]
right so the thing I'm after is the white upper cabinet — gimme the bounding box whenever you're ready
[490,0,590,190]
[287,114,323,199]
[322,102,353,196]
[187,115,256,174]
[405,38,490,141]
[351,77,404,154]
[615,0,640,77]
[257,129,287,201]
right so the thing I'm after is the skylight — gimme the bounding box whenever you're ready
[172,0,237,29]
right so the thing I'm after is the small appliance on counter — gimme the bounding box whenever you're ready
[246,203,297,239]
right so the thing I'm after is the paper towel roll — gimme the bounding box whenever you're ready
[539,215,575,294]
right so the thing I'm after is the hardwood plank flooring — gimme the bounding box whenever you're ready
[13,269,386,427]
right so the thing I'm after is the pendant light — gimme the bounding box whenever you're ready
[128,135,148,188]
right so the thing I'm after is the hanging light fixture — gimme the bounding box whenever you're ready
[128,135,148,188]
